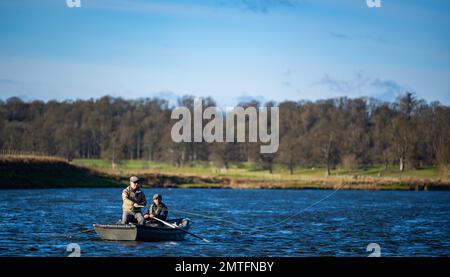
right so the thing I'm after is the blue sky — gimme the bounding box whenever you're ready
[0,0,449,107]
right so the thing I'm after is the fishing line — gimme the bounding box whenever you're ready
[53,185,343,239]
[171,184,344,232]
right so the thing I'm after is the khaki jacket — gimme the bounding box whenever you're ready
[122,185,147,212]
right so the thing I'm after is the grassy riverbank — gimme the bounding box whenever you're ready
[1,155,450,190]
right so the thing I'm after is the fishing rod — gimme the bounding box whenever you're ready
[50,204,141,239]
[151,216,210,243]
[54,187,339,241]
[49,228,95,239]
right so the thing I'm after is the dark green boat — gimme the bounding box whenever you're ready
[93,218,190,242]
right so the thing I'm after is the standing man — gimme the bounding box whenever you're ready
[122,176,147,225]
[144,193,168,222]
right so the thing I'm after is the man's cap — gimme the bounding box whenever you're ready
[153,193,162,200]
[130,176,139,183]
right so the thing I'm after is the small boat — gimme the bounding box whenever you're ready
[93,218,190,242]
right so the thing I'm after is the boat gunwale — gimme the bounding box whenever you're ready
[93,218,189,232]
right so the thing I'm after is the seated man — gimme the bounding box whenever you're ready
[144,193,168,222]
[122,176,147,225]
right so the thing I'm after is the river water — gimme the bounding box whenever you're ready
[0,188,449,257]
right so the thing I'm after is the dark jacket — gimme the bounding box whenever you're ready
[147,202,168,220]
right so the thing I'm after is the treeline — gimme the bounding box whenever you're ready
[0,93,449,175]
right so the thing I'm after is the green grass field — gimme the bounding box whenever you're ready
[72,159,442,180]
[1,155,448,189]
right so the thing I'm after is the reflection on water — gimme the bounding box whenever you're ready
[0,188,449,256]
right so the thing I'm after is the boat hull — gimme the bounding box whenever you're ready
[93,218,190,242]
